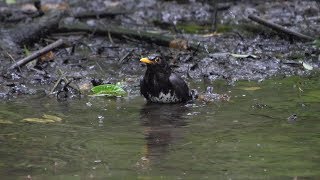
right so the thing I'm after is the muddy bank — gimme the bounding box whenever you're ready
[0,0,319,99]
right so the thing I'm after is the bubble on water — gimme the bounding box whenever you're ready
[187,112,200,116]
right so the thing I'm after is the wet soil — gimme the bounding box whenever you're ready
[0,0,319,99]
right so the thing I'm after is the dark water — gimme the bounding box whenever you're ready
[1,76,320,179]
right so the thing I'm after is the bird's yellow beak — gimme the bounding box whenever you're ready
[140,57,154,64]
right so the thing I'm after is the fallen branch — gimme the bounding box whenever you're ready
[58,20,203,52]
[72,9,132,19]
[9,39,65,70]
[0,11,65,53]
[248,14,315,41]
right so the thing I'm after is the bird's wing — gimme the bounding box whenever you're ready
[140,77,149,99]
[169,73,190,101]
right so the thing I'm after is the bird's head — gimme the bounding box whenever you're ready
[140,54,171,73]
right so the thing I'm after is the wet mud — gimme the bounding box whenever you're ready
[0,0,319,99]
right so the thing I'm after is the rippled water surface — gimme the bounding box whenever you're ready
[1,77,320,179]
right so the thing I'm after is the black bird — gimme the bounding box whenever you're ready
[140,54,191,103]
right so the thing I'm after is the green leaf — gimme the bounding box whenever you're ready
[313,39,320,48]
[23,45,30,56]
[91,84,126,97]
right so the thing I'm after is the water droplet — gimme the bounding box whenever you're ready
[98,115,104,126]
[98,115,104,120]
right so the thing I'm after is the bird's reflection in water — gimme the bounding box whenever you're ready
[136,103,189,170]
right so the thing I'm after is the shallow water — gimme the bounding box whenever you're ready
[1,76,320,179]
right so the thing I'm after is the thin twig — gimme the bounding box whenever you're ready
[9,39,65,70]
[94,60,104,73]
[248,14,315,41]
[50,71,66,94]
[119,49,134,64]
[209,1,218,32]
[57,69,79,92]
[6,51,21,72]
[108,31,114,44]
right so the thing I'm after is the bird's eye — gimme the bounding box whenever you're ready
[155,57,160,63]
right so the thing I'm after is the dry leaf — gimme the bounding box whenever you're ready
[41,2,69,12]
[21,3,37,13]
[22,118,55,123]
[0,119,13,124]
[42,114,62,122]
[302,61,313,71]
[169,39,189,50]
[39,51,55,62]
